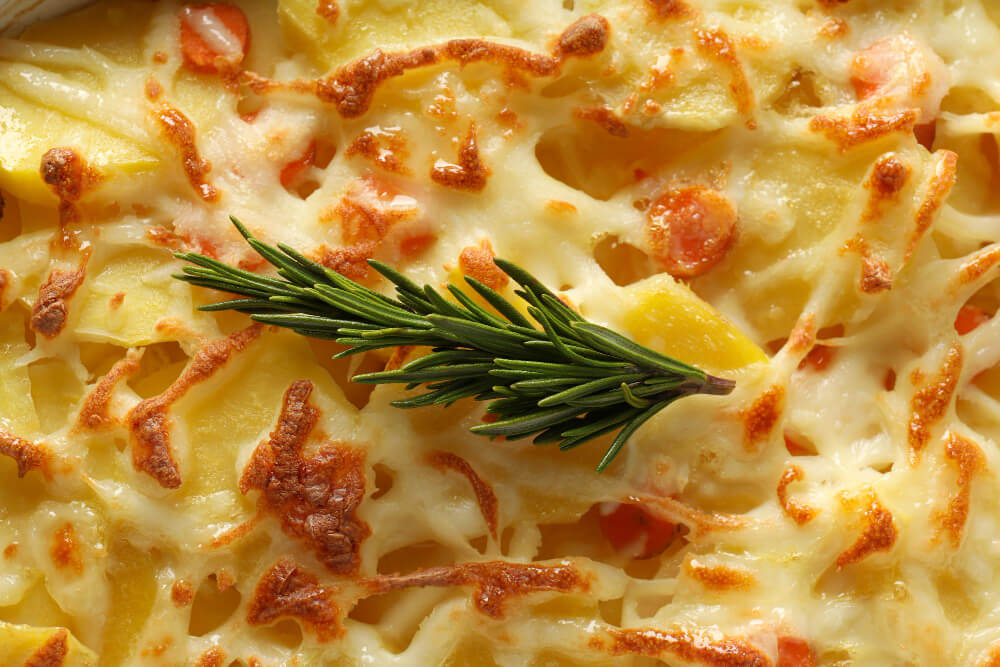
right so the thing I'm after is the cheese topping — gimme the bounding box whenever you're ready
[0,0,999,665]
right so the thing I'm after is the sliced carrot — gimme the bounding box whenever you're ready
[179,4,250,74]
[280,140,317,190]
[645,185,737,279]
[799,345,835,372]
[914,122,936,150]
[597,502,678,559]
[777,636,816,667]
[784,434,814,457]
[398,233,437,258]
[955,304,990,335]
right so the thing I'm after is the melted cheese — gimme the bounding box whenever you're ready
[0,0,999,664]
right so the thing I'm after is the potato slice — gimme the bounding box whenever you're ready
[623,274,767,374]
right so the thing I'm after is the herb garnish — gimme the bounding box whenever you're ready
[173,218,734,471]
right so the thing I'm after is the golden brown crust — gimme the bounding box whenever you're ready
[836,492,897,569]
[741,385,784,450]
[644,0,695,20]
[592,627,770,666]
[316,0,339,24]
[695,28,754,122]
[553,15,610,60]
[683,558,755,591]
[573,106,629,137]
[908,345,962,458]
[171,579,195,607]
[144,77,163,102]
[30,265,87,338]
[907,150,957,261]
[76,348,143,430]
[239,380,370,574]
[809,107,917,152]
[50,523,83,576]
[428,451,500,540]
[313,242,377,282]
[251,33,571,119]
[127,326,263,489]
[955,244,1000,289]
[372,560,588,618]
[861,154,911,223]
[40,147,100,203]
[936,432,986,547]
[345,128,410,175]
[0,430,50,478]
[23,628,68,667]
[39,147,102,244]
[458,239,508,290]
[247,559,342,641]
[333,177,419,245]
[777,465,818,525]
[632,493,748,538]
[431,123,490,191]
[152,103,218,202]
[195,647,226,667]
[859,253,893,294]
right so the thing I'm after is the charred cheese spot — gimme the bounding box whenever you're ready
[247,559,342,641]
[683,557,755,591]
[553,14,610,60]
[907,150,957,261]
[741,385,784,450]
[76,348,143,430]
[345,127,410,175]
[24,628,68,667]
[306,37,566,119]
[458,239,508,290]
[39,147,101,235]
[316,0,339,24]
[152,103,218,202]
[30,265,87,338]
[936,432,986,547]
[631,494,748,538]
[908,345,962,458]
[0,430,50,478]
[171,579,195,607]
[694,28,755,123]
[777,465,818,525]
[836,492,898,569]
[861,153,911,223]
[313,242,377,282]
[428,451,499,541]
[50,523,83,575]
[593,627,769,666]
[332,176,420,246]
[573,106,629,137]
[372,560,588,618]
[239,380,369,574]
[955,245,1000,289]
[859,256,892,294]
[431,123,489,192]
[127,326,263,488]
[644,0,695,20]
[195,647,226,667]
[809,107,918,153]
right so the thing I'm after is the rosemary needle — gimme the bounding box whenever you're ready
[173,217,735,472]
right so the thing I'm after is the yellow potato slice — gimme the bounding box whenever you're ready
[623,274,767,374]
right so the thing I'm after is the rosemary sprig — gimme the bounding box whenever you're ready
[173,217,734,472]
